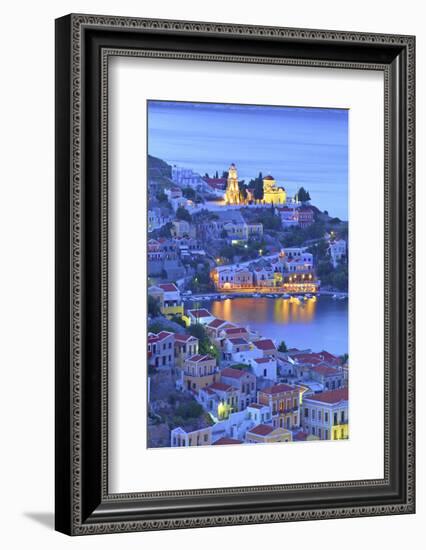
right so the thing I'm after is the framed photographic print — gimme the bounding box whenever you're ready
[55,14,415,535]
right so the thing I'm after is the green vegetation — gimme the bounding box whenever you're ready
[296,186,311,203]
[189,261,215,293]
[317,260,348,291]
[148,295,161,317]
[248,172,264,201]
[156,222,173,238]
[278,341,288,352]
[187,324,220,361]
[176,206,192,222]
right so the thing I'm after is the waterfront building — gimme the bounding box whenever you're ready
[210,265,253,290]
[165,186,183,200]
[147,331,175,368]
[148,283,184,318]
[253,339,278,359]
[171,425,212,447]
[181,354,219,393]
[220,367,257,410]
[246,424,292,444]
[205,318,234,339]
[252,266,275,287]
[258,383,300,431]
[174,333,199,368]
[302,388,349,440]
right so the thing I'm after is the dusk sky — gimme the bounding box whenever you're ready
[147,100,349,220]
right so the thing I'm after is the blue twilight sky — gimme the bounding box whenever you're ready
[147,100,349,220]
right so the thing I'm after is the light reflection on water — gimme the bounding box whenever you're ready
[206,296,348,355]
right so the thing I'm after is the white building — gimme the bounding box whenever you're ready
[249,356,277,381]
[329,239,347,267]
[148,208,173,232]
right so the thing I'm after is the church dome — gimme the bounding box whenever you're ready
[263,175,274,180]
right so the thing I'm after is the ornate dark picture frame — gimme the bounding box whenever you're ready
[55,14,415,535]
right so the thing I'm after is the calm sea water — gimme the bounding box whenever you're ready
[148,101,349,220]
[204,296,348,356]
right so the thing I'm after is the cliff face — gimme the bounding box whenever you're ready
[148,154,172,182]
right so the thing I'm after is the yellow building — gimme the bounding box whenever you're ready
[182,354,219,393]
[148,283,184,318]
[332,422,349,440]
[262,175,286,204]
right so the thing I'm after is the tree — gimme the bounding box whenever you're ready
[238,180,248,202]
[297,187,311,203]
[220,229,228,239]
[156,190,168,203]
[176,206,191,222]
[278,341,288,353]
[253,177,264,201]
[222,170,229,179]
[148,295,161,317]
[215,170,219,179]
[156,222,172,238]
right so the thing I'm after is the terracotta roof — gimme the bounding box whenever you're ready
[253,357,273,364]
[248,424,274,436]
[157,331,174,341]
[212,437,242,445]
[158,283,179,292]
[311,365,338,376]
[174,333,197,343]
[261,383,295,395]
[188,309,212,318]
[294,353,323,365]
[248,403,266,410]
[228,337,249,345]
[208,318,227,329]
[223,327,248,335]
[294,431,309,441]
[304,388,348,404]
[253,339,276,351]
[209,382,234,392]
[221,367,246,379]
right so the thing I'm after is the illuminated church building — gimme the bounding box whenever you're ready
[225,163,287,205]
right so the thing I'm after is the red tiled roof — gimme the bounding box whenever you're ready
[311,365,338,376]
[248,424,274,436]
[208,318,227,328]
[174,333,197,343]
[261,383,295,395]
[209,382,234,392]
[305,388,348,404]
[253,357,273,364]
[254,339,276,351]
[221,367,246,379]
[223,327,248,335]
[294,431,309,441]
[188,309,212,318]
[158,283,179,292]
[212,437,242,445]
[228,337,249,345]
[295,353,323,365]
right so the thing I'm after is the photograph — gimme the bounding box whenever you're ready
[147,100,349,449]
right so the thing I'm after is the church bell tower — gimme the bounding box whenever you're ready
[225,163,240,204]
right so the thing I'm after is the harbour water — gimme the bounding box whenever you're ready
[204,296,348,356]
